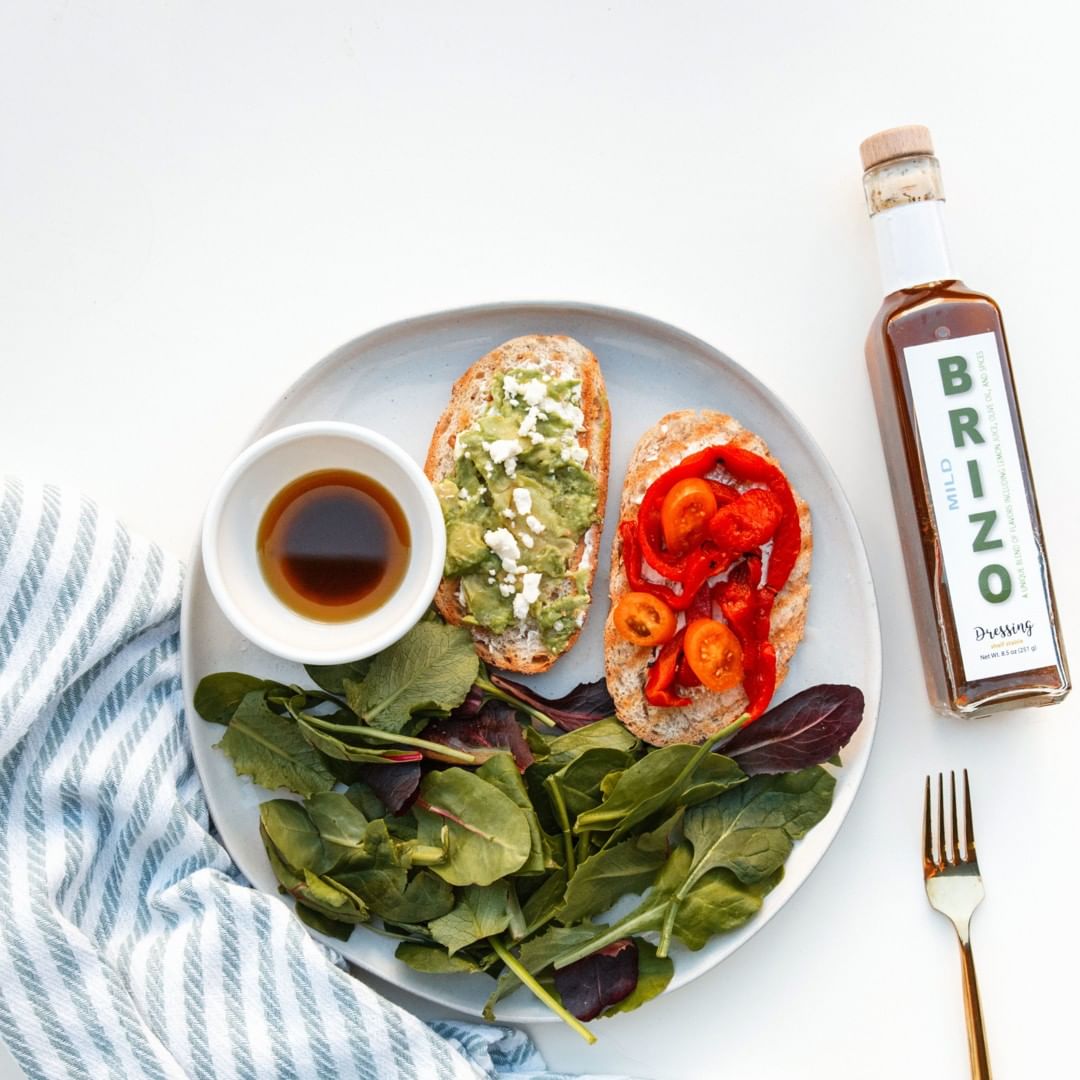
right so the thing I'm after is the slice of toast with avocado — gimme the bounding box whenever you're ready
[425,335,611,673]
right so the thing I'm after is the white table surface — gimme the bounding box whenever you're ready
[2,3,1078,1078]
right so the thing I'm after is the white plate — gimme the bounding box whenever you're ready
[181,301,881,1023]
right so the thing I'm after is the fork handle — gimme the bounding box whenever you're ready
[959,937,992,1079]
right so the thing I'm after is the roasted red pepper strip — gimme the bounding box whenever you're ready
[636,445,800,594]
[707,480,739,506]
[716,559,778,718]
[620,521,682,608]
[676,655,701,689]
[645,629,691,708]
[688,581,712,621]
[620,522,727,612]
[708,488,784,552]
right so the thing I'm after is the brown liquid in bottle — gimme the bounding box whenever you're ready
[861,126,1068,716]
[867,280,1069,715]
[258,469,410,622]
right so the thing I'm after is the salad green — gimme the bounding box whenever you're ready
[195,619,863,1043]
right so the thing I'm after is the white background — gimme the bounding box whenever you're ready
[2,2,1078,1078]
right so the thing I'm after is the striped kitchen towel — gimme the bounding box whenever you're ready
[0,478,635,1080]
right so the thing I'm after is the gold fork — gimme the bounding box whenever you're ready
[923,770,992,1079]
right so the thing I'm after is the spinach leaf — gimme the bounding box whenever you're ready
[550,845,766,966]
[573,746,744,840]
[194,673,288,725]
[303,791,369,868]
[547,747,635,820]
[414,768,532,886]
[345,622,479,733]
[552,938,638,1020]
[558,838,666,924]
[520,869,567,936]
[216,692,335,797]
[303,659,372,695]
[294,903,354,941]
[429,883,512,955]
[259,799,331,875]
[476,753,549,875]
[680,766,835,889]
[601,938,673,1017]
[542,719,639,771]
[482,924,599,1019]
[395,941,485,975]
[335,866,454,924]
[721,684,865,775]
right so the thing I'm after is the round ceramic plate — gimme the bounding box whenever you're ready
[181,302,881,1022]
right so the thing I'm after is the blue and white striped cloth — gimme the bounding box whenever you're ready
[0,478,634,1080]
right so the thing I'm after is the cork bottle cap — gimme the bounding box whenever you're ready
[859,125,934,171]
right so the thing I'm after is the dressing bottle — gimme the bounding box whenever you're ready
[861,125,1069,717]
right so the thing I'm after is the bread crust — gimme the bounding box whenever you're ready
[424,335,610,673]
[604,410,812,745]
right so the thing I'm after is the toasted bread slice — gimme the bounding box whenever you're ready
[425,335,610,673]
[605,410,812,745]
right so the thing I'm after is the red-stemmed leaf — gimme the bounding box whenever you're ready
[488,674,615,732]
[552,938,639,1020]
[421,701,534,772]
[721,684,864,775]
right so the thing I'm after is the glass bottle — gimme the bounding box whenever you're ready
[861,125,1069,717]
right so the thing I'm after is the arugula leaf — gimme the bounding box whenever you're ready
[429,883,512,955]
[345,622,479,733]
[721,684,865,775]
[558,838,666,924]
[194,673,289,725]
[476,753,549,875]
[303,659,372,695]
[216,692,336,797]
[415,768,533,886]
[395,941,485,975]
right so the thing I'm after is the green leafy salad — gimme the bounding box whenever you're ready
[195,618,864,1042]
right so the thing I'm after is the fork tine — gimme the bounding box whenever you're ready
[923,775,933,868]
[949,771,960,864]
[963,768,976,860]
[936,773,946,866]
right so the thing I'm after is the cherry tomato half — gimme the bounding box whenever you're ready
[613,591,678,647]
[683,618,744,692]
[660,478,718,554]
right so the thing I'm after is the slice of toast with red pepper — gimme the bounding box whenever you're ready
[605,410,812,746]
[425,335,611,673]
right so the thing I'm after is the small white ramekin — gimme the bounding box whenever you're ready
[201,421,445,664]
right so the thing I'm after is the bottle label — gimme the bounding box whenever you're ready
[903,331,1054,681]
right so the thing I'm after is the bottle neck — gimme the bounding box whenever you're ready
[863,152,954,295]
[871,199,953,295]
